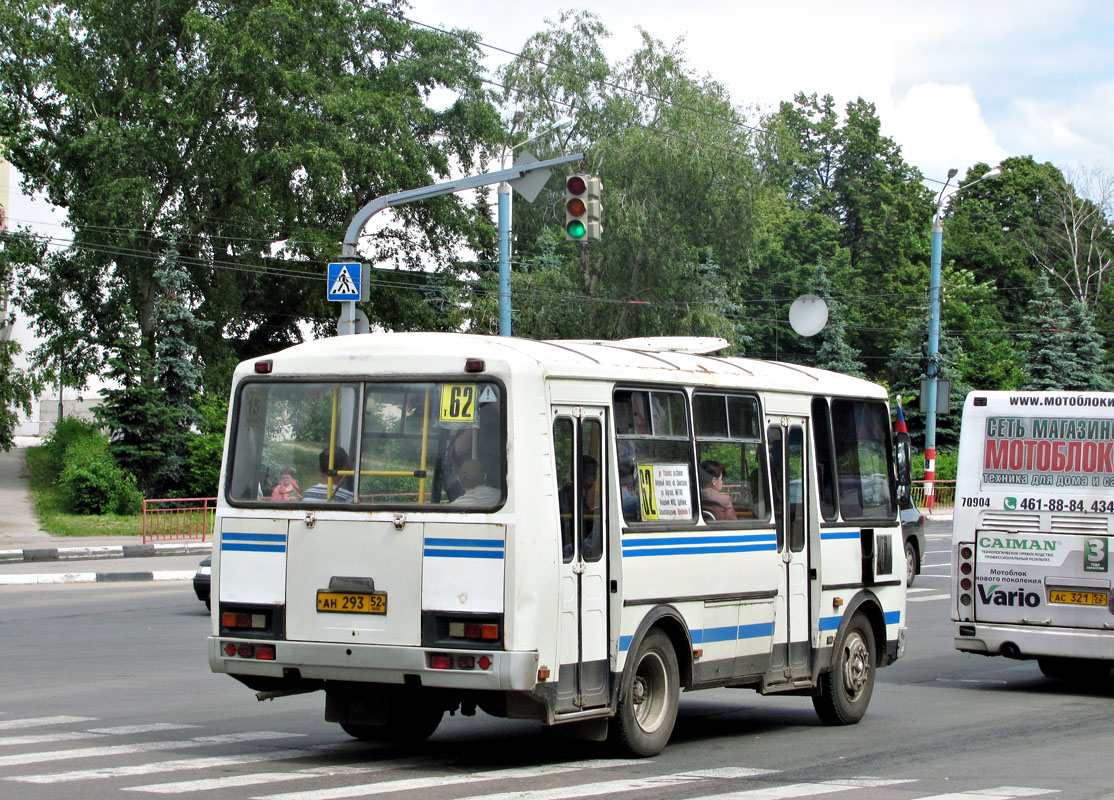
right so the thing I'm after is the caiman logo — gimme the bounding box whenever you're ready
[977,583,1041,607]
[978,537,1058,552]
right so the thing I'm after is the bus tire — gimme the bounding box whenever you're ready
[813,614,875,725]
[338,698,444,744]
[1038,656,1110,682]
[611,629,679,757]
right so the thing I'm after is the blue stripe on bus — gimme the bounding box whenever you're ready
[222,532,287,543]
[819,615,842,631]
[221,543,287,553]
[423,538,504,548]
[623,544,777,557]
[885,610,901,625]
[423,548,504,560]
[623,622,776,652]
[819,531,860,540]
[623,534,776,548]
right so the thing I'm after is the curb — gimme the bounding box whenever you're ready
[0,570,196,586]
[0,541,211,564]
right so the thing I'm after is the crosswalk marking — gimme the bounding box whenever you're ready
[88,724,198,735]
[254,760,661,800]
[451,768,779,800]
[0,716,95,731]
[912,787,1056,799]
[8,746,370,784]
[908,594,950,602]
[697,777,914,799]
[0,731,300,768]
[0,731,104,747]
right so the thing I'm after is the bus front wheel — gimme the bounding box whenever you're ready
[611,629,680,757]
[813,614,875,725]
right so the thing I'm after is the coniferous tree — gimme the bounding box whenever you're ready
[1064,301,1113,390]
[1019,272,1075,390]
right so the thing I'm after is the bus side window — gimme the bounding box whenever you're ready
[553,417,575,562]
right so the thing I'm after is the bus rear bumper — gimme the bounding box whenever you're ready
[208,636,539,692]
[954,622,1114,661]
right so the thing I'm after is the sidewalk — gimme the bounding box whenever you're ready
[0,440,210,584]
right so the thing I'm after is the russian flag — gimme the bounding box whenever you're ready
[894,396,908,434]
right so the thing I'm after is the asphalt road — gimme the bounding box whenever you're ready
[2,521,1113,799]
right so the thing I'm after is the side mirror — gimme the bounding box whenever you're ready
[894,432,912,489]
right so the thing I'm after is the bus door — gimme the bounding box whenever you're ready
[766,418,811,682]
[552,407,609,712]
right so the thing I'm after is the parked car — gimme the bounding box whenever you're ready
[900,491,925,587]
[193,556,211,610]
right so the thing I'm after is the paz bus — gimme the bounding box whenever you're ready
[208,332,908,756]
[953,391,1114,679]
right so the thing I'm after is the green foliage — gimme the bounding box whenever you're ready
[58,436,143,515]
[44,417,104,477]
[1,0,502,390]
[184,392,228,498]
[912,450,958,483]
[0,229,45,451]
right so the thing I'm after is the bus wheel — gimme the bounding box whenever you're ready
[1038,657,1110,682]
[611,629,679,757]
[813,614,875,725]
[338,699,444,744]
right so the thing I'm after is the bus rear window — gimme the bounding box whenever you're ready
[226,380,504,509]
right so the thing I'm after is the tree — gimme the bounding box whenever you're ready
[1019,272,1076,390]
[496,13,759,344]
[0,0,502,390]
[811,260,865,377]
[0,227,40,450]
[1062,300,1112,390]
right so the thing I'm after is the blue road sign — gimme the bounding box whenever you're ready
[327,262,364,301]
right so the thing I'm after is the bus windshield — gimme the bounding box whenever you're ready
[226,380,504,508]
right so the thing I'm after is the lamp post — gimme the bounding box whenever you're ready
[498,115,574,337]
[923,165,1001,511]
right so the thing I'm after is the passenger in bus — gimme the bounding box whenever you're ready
[303,448,355,502]
[699,460,737,521]
[453,459,500,506]
[269,468,301,501]
[617,445,641,522]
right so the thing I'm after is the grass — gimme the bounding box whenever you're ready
[23,446,144,538]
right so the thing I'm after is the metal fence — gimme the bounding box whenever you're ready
[911,480,955,510]
[142,497,217,544]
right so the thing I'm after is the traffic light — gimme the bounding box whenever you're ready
[564,174,601,242]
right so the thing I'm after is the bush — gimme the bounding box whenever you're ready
[44,417,104,477]
[58,436,144,515]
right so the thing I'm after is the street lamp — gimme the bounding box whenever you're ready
[498,115,574,337]
[923,165,1001,511]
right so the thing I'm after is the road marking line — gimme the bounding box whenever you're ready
[0,731,300,768]
[0,732,104,747]
[450,768,779,800]
[0,717,95,731]
[8,745,400,785]
[88,724,198,735]
[911,786,1057,799]
[252,760,669,800]
[696,777,914,799]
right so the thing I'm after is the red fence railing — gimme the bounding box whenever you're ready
[142,497,217,544]
[911,480,955,510]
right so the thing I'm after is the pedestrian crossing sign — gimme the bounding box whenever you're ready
[327,262,367,301]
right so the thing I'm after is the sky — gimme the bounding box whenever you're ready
[407,0,1114,186]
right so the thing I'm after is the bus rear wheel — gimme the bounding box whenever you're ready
[337,694,444,744]
[611,629,679,757]
[1038,656,1111,683]
[813,614,875,725]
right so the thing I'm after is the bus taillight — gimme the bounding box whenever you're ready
[957,542,976,618]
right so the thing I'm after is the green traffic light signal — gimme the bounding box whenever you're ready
[567,219,586,239]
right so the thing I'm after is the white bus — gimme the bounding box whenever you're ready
[208,332,908,756]
[953,391,1114,679]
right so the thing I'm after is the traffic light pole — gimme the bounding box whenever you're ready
[339,152,584,336]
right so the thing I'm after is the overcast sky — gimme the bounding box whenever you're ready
[408,0,1114,186]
